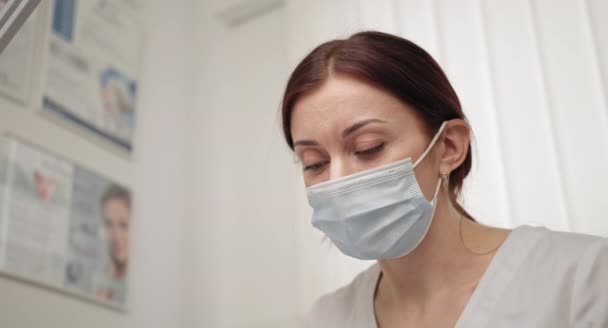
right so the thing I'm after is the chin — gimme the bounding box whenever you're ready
[112,256,128,267]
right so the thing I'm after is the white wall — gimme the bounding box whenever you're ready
[0,0,190,327]
[129,0,191,327]
[187,1,306,326]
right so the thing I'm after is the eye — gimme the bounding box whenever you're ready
[355,143,384,156]
[303,161,328,172]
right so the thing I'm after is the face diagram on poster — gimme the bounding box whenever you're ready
[0,136,132,309]
[65,166,131,306]
[43,0,141,152]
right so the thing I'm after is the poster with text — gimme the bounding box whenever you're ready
[0,136,131,309]
[43,0,142,152]
[0,136,73,286]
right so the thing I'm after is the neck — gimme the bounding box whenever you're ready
[376,192,503,305]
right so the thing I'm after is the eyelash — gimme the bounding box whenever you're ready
[303,143,385,172]
[354,143,384,156]
[304,161,328,172]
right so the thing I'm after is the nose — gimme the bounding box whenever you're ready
[328,157,355,181]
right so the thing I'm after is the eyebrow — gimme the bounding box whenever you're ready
[293,118,387,148]
[342,118,387,138]
[293,139,319,147]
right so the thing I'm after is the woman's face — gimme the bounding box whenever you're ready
[290,75,442,200]
[103,198,130,267]
[34,171,53,201]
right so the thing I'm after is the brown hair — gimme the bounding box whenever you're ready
[281,31,474,221]
[101,184,132,210]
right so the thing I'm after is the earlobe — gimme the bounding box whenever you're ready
[439,119,470,173]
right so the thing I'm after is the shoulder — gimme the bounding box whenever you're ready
[308,264,380,328]
[567,233,608,324]
[515,225,607,264]
[515,226,608,324]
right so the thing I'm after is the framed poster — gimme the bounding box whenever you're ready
[42,0,142,153]
[0,135,132,310]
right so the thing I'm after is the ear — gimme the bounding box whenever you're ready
[438,119,470,174]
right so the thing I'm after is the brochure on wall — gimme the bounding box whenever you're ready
[0,136,131,309]
[0,3,37,104]
[42,0,142,152]
[0,135,73,286]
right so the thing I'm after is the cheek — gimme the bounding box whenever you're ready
[413,153,441,201]
[303,168,330,187]
[120,229,129,245]
[365,140,414,168]
[383,135,440,199]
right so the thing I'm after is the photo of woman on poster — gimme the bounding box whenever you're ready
[99,68,137,143]
[96,184,130,305]
[33,170,54,202]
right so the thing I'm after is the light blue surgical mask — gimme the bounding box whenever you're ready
[306,122,447,260]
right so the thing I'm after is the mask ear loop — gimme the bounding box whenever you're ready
[430,172,448,205]
[413,122,448,168]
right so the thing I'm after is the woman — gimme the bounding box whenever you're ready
[281,31,608,327]
[96,183,131,305]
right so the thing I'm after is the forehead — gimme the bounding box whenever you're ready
[290,75,414,139]
[104,198,130,213]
